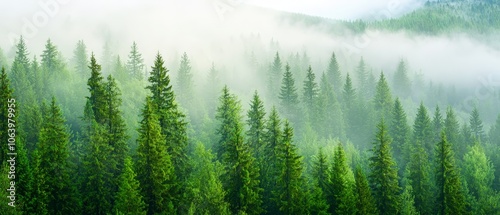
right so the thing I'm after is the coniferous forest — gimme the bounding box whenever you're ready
[1,1,500,215]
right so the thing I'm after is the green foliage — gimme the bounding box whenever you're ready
[389,98,410,172]
[407,139,434,215]
[114,156,146,215]
[86,53,107,124]
[246,91,266,158]
[393,59,411,98]
[326,51,342,92]
[176,52,194,107]
[354,166,378,215]
[72,40,89,76]
[126,41,145,80]
[469,107,485,142]
[373,72,393,120]
[413,102,434,156]
[278,63,299,122]
[369,119,401,214]
[216,86,263,215]
[135,97,175,215]
[435,132,468,215]
[318,73,345,140]
[0,67,13,165]
[268,52,283,99]
[329,143,357,214]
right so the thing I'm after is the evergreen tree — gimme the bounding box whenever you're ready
[469,107,485,142]
[114,156,146,215]
[246,91,266,158]
[413,102,433,156]
[329,143,357,214]
[432,105,444,144]
[318,73,345,140]
[37,98,80,214]
[463,142,495,213]
[312,148,329,198]
[187,143,230,215]
[302,65,319,122]
[354,166,378,215]
[86,53,107,124]
[326,51,342,92]
[126,41,145,80]
[400,180,419,215]
[216,86,263,215]
[393,59,411,98]
[176,52,194,107]
[72,40,89,76]
[389,98,410,172]
[41,39,60,78]
[0,67,13,165]
[261,107,282,214]
[278,63,299,121]
[136,97,175,215]
[444,107,463,159]
[146,53,189,212]
[342,73,356,109]
[435,132,467,215]
[268,52,282,99]
[407,139,433,215]
[355,57,368,99]
[369,119,401,214]
[275,121,306,215]
[373,72,393,120]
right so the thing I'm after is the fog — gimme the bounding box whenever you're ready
[1,0,499,95]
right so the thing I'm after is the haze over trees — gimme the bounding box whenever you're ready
[1,0,500,214]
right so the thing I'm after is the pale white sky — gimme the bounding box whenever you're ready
[245,0,423,20]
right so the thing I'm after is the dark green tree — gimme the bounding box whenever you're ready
[373,72,393,120]
[413,102,433,156]
[369,119,400,214]
[268,52,282,99]
[469,107,485,142]
[36,98,80,214]
[407,140,434,215]
[302,65,320,123]
[432,105,444,144]
[0,67,13,165]
[354,166,378,215]
[246,91,266,160]
[126,41,145,80]
[355,57,368,99]
[261,107,282,214]
[329,143,357,214]
[216,86,263,215]
[136,97,175,215]
[114,156,146,215]
[435,132,468,215]
[275,121,306,215]
[312,148,329,198]
[86,53,106,124]
[278,63,299,121]
[444,107,464,159]
[389,98,410,172]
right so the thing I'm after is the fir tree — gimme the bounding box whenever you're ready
[330,143,357,214]
[176,52,194,107]
[407,139,433,215]
[261,107,282,214]
[373,71,393,120]
[432,105,444,144]
[369,119,401,214]
[355,57,368,99]
[312,148,329,198]
[318,73,345,140]
[0,67,13,165]
[41,39,60,78]
[327,51,342,92]
[444,107,464,159]
[435,132,468,215]
[268,52,282,99]
[463,142,495,212]
[246,91,266,159]
[393,59,411,98]
[136,97,175,215]
[413,102,433,156]
[303,65,320,123]
[469,107,485,142]
[114,156,146,215]
[86,53,106,124]
[275,121,306,215]
[72,40,89,76]
[278,63,299,121]
[216,86,263,215]
[354,166,378,215]
[126,41,145,80]
[36,98,80,214]
[390,98,410,173]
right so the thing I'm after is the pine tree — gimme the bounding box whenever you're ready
[444,107,464,159]
[187,143,230,215]
[312,148,329,198]
[413,102,433,156]
[86,53,107,124]
[268,52,282,99]
[303,65,319,123]
[41,39,60,78]
[393,59,411,98]
[435,132,467,215]
[354,166,378,215]
[261,107,282,214]
[400,181,419,215]
[216,86,263,215]
[126,41,145,80]
[275,121,306,215]
[246,91,266,159]
[373,72,393,120]
[463,142,495,213]
[355,57,368,99]
[176,52,194,107]
[389,98,410,172]
[72,40,89,76]
[342,73,356,109]
[136,97,175,215]
[36,98,79,214]
[114,156,146,215]
[432,105,444,144]
[146,53,189,212]
[407,139,433,215]
[327,51,342,92]
[330,143,357,214]
[318,73,345,140]
[278,63,299,121]
[469,107,485,142]
[369,119,400,214]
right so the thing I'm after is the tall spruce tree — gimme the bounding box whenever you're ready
[318,73,345,140]
[435,132,468,215]
[373,72,393,120]
[275,121,307,215]
[444,107,463,159]
[246,91,266,158]
[86,53,107,124]
[36,98,79,214]
[432,105,444,144]
[312,148,329,199]
[393,59,411,98]
[407,139,433,214]
[329,143,357,214]
[354,166,378,215]
[216,86,263,215]
[0,67,13,165]
[369,119,401,214]
[302,65,320,123]
[326,51,342,92]
[268,52,283,99]
[469,107,485,142]
[136,97,176,215]
[261,107,282,214]
[413,102,433,156]
[114,156,146,215]
[278,63,299,121]
[126,41,145,80]
[176,52,194,107]
[389,98,410,172]
[72,40,89,76]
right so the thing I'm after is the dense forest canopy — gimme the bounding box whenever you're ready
[1,0,500,214]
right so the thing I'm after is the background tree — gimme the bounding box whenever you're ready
[126,41,145,80]
[393,59,411,98]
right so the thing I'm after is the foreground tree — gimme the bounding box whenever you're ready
[435,132,467,215]
[354,166,378,215]
[329,143,356,214]
[114,156,146,215]
[369,120,400,214]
